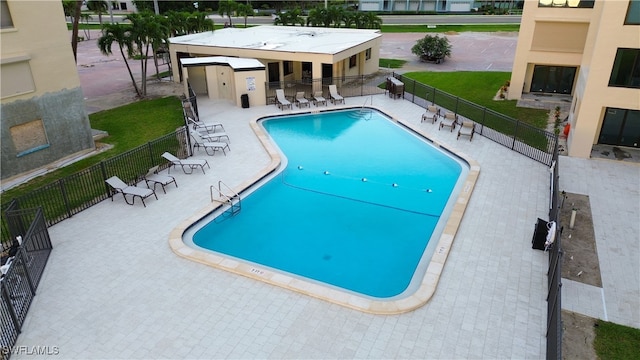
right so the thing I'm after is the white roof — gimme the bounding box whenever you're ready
[169,25,381,55]
[180,56,265,70]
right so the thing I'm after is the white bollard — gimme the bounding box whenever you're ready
[569,209,577,229]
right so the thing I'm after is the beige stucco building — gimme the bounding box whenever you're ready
[1,0,94,181]
[168,26,382,107]
[509,0,640,158]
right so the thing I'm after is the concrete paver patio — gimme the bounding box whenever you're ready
[11,95,639,359]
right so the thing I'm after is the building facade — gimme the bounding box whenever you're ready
[509,0,640,158]
[169,26,381,107]
[358,0,477,12]
[1,0,94,181]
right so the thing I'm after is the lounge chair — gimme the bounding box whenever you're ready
[106,176,157,207]
[191,133,230,156]
[439,112,457,132]
[457,120,475,141]
[312,91,327,106]
[183,101,224,134]
[144,166,178,194]
[421,105,441,124]
[275,89,292,110]
[328,85,344,104]
[162,152,210,174]
[295,92,310,108]
[200,131,230,143]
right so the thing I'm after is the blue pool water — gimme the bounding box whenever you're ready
[189,109,468,298]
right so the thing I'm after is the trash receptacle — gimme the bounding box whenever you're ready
[241,94,249,108]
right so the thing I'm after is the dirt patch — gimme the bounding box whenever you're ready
[562,310,598,360]
[559,192,602,287]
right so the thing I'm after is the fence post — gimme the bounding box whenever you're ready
[1,279,22,334]
[147,141,154,168]
[18,248,36,296]
[58,179,72,220]
[512,120,520,150]
[480,107,487,135]
[455,97,459,114]
[411,79,416,103]
[100,161,110,197]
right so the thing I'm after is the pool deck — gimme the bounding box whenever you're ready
[12,95,639,359]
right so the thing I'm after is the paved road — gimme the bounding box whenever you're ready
[84,13,521,26]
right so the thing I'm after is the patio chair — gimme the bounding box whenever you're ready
[144,166,178,194]
[439,112,458,132]
[105,176,157,207]
[162,152,210,174]
[191,133,230,156]
[275,89,292,110]
[457,120,476,141]
[183,101,224,134]
[312,91,327,106]
[295,92,310,108]
[328,85,344,104]
[200,131,230,143]
[421,105,441,124]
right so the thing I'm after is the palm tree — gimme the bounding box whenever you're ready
[273,8,304,27]
[86,0,108,29]
[70,0,83,62]
[98,23,141,97]
[306,7,327,27]
[186,12,214,34]
[363,12,382,29]
[236,2,254,28]
[218,0,238,27]
[166,11,189,36]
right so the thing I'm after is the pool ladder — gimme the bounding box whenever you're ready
[210,181,241,216]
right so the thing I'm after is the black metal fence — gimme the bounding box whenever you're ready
[546,149,563,360]
[0,127,189,245]
[265,74,388,105]
[393,73,557,166]
[1,205,52,360]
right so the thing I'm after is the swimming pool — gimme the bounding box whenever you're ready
[178,107,478,313]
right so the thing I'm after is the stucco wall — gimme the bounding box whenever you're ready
[1,88,95,179]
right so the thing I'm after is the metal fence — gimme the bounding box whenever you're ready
[1,205,52,360]
[393,73,557,166]
[546,149,563,360]
[0,127,189,245]
[265,74,388,105]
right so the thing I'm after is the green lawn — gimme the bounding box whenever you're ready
[379,58,407,69]
[594,320,640,360]
[401,71,548,128]
[381,24,520,33]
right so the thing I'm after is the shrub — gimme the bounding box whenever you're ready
[411,34,452,64]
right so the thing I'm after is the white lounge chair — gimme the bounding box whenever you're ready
[439,112,457,132]
[106,176,157,207]
[183,101,224,134]
[421,105,441,124]
[144,166,178,194]
[457,120,475,141]
[275,89,292,110]
[295,92,310,108]
[162,152,210,174]
[200,131,230,143]
[191,133,230,156]
[312,91,327,106]
[328,85,344,104]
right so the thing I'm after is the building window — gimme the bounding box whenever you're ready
[1,58,36,98]
[625,0,640,25]
[530,65,576,94]
[283,61,293,76]
[609,48,640,88]
[349,55,357,68]
[1,0,13,28]
[598,108,640,148]
[10,119,50,157]
[365,48,372,61]
[538,0,594,8]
